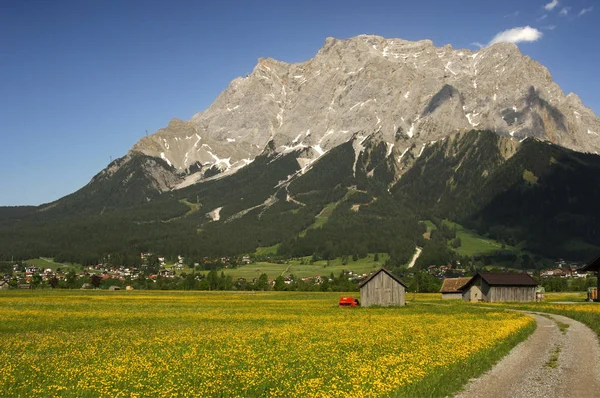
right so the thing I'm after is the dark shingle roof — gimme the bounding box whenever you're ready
[358,268,407,288]
[461,272,538,290]
[440,277,471,293]
[581,255,600,272]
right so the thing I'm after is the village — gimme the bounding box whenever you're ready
[1,252,598,301]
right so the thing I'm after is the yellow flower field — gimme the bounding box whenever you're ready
[0,291,533,397]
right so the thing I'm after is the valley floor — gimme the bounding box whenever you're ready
[0,291,533,397]
[1,291,599,397]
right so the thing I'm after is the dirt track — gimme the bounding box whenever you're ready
[456,312,600,398]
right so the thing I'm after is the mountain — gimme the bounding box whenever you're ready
[2,35,600,265]
[127,35,600,191]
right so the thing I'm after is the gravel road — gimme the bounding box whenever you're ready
[456,312,600,398]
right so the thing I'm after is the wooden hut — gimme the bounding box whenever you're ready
[440,277,471,299]
[461,272,538,303]
[359,268,407,307]
[580,256,600,302]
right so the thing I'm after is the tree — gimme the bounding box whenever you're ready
[48,276,59,289]
[90,274,103,289]
[374,253,380,262]
[183,273,197,290]
[65,270,79,289]
[274,276,286,291]
[8,277,18,288]
[30,273,42,289]
[254,273,270,291]
[407,271,442,293]
[206,270,219,291]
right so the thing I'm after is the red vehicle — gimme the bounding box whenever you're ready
[339,296,360,307]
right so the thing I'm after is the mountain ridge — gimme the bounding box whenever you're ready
[2,35,600,266]
[123,34,600,193]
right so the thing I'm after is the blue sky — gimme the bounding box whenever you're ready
[1,0,598,206]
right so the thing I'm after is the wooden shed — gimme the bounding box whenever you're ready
[440,277,471,299]
[461,272,538,303]
[359,268,407,307]
[580,256,600,302]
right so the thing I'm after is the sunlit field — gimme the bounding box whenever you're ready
[0,291,534,397]
[491,299,600,337]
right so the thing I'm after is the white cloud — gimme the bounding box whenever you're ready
[504,10,520,18]
[543,25,556,30]
[537,14,548,21]
[471,42,485,49]
[489,26,543,45]
[559,6,571,15]
[579,7,593,16]
[544,0,559,11]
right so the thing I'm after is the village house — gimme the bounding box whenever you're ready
[440,277,471,300]
[461,272,539,303]
[579,256,600,301]
[359,268,407,307]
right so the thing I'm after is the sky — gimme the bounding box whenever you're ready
[1,0,598,206]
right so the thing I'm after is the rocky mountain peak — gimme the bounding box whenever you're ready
[126,34,600,192]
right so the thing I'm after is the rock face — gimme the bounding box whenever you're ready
[130,34,600,190]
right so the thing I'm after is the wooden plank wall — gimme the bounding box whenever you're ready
[488,287,536,302]
[360,272,405,307]
[442,293,462,300]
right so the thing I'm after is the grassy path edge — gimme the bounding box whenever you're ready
[392,314,537,398]
[504,305,600,338]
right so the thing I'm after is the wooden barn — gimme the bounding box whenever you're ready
[580,256,600,302]
[359,268,407,307]
[440,277,471,299]
[461,272,538,303]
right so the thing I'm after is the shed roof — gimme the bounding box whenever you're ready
[358,268,407,288]
[440,277,471,293]
[461,272,538,290]
[580,255,600,272]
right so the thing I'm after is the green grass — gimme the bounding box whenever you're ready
[488,301,600,338]
[544,292,587,302]
[546,346,561,368]
[424,219,521,256]
[444,220,521,256]
[199,253,389,280]
[254,244,280,256]
[297,201,340,238]
[297,187,364,238]
[540,314,570,335]
[164,199,202,223]
[423,220,436,234]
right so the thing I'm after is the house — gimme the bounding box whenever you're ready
[461,272,538,303]
[440,277,471,300]
[579,256,600,301]
[359,268,407,307]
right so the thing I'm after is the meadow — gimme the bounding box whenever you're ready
[423,220,521,257]
[0,291,534,397]
[202,253,389,280]
[486,297,600,337]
